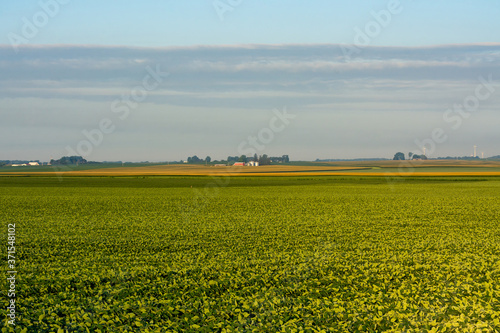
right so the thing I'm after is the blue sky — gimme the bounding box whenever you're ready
[1,1,500,161]
[2,1,500,47]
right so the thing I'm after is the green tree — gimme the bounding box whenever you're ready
[51,156,87,165]
[393,152,405,161]
[187,155,202,163]
[259,154,270,165]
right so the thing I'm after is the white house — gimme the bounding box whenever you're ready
[246,161,259,166]
[28,162,39,166]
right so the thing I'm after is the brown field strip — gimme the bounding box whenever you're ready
[0,165,369,176]
[320,160,500,168]
[2,162,500,177]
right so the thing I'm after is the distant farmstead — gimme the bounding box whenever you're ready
[9,161,41,167]
[232,161,259,167]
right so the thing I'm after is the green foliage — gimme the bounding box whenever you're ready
[259,154,270,165]
[393,152,405,161]
[50,156,87,165]
[412,154,428,160]
[1,177,500,332]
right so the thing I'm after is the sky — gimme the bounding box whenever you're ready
[1,0,500,161]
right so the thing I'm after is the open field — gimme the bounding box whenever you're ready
[1,176,500,331]
[0,163,166,174]
[2,160,500,177]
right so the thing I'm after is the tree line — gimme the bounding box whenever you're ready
[186,154,290,165]
[50,156,88,165]
[393,152,427,161]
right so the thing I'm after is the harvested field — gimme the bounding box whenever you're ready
[2,160,500,177]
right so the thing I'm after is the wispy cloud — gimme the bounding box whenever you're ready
[1,43,499,98]
[1,43,499,161]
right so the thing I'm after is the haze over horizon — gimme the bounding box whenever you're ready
[1,1,499,162]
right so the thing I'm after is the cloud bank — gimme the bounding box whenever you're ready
[1,43,499,161]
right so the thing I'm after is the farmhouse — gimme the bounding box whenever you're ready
[233,162,245,166]
[246,161,259,166]
[9,161,40,167]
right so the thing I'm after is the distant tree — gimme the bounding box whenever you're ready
[187,155,202,163]
[393,152,405,160]
[51,156,87,165]
[253,153,258,162]
[282,155,290,163]
[238,155,247,163]
[409,152,413,160]
[259,154,270,165]
[412,154,428,160]
[205,156,211,163]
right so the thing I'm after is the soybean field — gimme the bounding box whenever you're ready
[1,176,500,332]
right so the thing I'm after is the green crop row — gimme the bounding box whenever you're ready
[1,177,500,332]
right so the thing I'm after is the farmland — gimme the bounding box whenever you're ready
[2,160,500,177]
[2,175,500,332]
